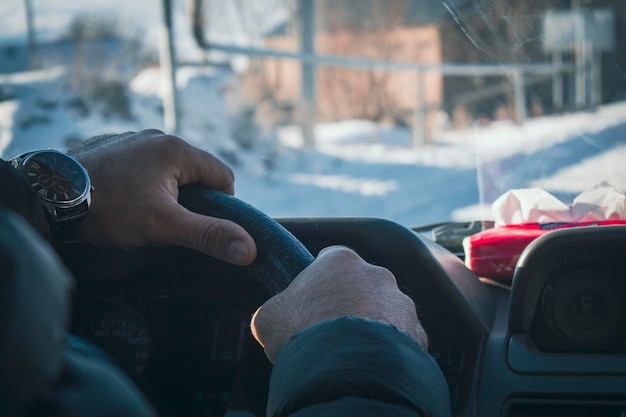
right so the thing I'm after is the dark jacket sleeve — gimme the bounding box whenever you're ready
[0,159,51,240]
[267,316,452,417]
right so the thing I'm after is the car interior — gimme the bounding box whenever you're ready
[53,185,626,417]
[2,1,626,416]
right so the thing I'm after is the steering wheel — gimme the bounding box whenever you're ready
[60,184,491,416]
[178,184,315,295]
[55,185,319,416]
[60,185,626,417]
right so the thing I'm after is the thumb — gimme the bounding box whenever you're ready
[156,202,257,265]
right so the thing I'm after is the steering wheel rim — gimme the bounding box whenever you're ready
[178,184,315,295]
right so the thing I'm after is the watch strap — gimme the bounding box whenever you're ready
[47,199,90,241]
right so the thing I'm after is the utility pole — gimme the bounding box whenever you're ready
[298,0,316,147]
[24,0,39,69]
[551,51,563,111]
[413,70,426,147]
[160,0,179,134]
[512,68,526,124]
[572,0,588,109]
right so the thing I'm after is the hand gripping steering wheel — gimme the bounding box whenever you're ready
[178,184,315,294]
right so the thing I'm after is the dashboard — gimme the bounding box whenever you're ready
[58,214,626,417]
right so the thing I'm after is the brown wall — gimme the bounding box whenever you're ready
[244,25,442,125]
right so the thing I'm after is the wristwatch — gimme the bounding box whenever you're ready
[9,149,92,240]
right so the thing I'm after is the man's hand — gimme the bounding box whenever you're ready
[250,246,427,363]
[69,130,257,265]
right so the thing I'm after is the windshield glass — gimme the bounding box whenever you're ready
[1,0,624,227]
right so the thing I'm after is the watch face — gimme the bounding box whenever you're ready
[22,150,90,204]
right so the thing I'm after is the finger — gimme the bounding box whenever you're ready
[316,245,364,262]
[316,245,350,258]
[154,202,257,265]
[395,292,428,348]
[176,140,236,195]
[315,246,397,286]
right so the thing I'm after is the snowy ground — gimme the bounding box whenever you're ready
[1,65,626,228]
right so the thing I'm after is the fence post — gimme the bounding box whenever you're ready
[24,0,40,69]
[159,0,179,134]
[552,52,563,111]
[512,69,526,124]
[413,70,426,147]
[574,9,587,109]
[589,42,601,110]
[299,0,316,147]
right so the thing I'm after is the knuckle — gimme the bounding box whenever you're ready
[370,264,398,287]
[155,134,186,151]
[197,147,235,180]
[145,135,191,166]
[320,245,362,262]
[139,128,166,138]
[399,291,417,312]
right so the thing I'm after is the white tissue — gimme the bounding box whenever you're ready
[492,181,626,227]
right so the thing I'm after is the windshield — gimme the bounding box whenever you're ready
[1,0,625,228]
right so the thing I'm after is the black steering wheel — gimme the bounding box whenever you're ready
[178,184,315,295]
[58,183,493,416]
[55,185,319,416]
[70,184,626,417]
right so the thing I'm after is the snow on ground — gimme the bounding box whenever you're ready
[253,102,626,226]
[532,144,626,192]
[1,65,626,228]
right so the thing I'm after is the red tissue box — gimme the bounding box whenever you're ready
[463,220,626,280]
